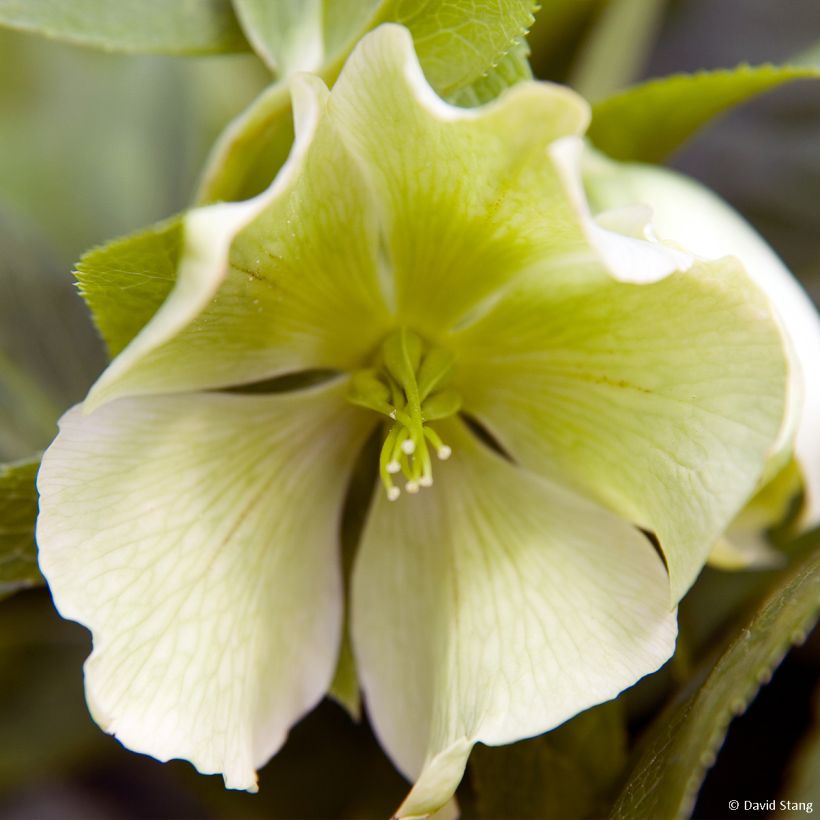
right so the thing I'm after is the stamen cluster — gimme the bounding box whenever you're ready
[348,329,461,500]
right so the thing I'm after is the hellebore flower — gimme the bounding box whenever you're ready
[37,25,790,818]
[583,151,820,563]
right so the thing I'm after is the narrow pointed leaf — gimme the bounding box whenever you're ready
[0,459,42,601]
[0,0,250,55]
[589,63,820,163]
[610,538,820,820]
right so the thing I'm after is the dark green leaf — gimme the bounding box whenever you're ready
[0,459,42,601]
[610,539,820,820]
[589,63,820,162]
[0,0,249,55]
[469,701,627,819]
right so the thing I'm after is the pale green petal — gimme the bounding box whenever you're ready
[583,152,820,529]
[87,71,390,411]
[327,24,590,335]
[452,255,788,603]
[352,420,676,818]
[37,380,372,790]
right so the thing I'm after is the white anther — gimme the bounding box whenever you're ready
[389,409,397,419]
[387,486,401,501]
[401,439,416,455]
[437,445,452,460]
[387,460,401,474]
[419,475,433,488]
[405,480,420,494]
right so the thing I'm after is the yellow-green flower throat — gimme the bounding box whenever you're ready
[348,328,461,500]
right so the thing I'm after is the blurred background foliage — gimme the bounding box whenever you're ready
[0,1,818,817]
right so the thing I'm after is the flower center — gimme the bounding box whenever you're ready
[347,328,461,501]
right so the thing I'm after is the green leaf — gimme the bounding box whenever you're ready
[0,0,250,55]
[568,0,667,101]
[610,538,820,820]
[0,459,42,601]
[387,0,537,98]
[589,63,820,162]
[197,0,537,203]
[469,702,627,819]
[75,217,182,358]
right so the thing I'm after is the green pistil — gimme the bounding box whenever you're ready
[348,328,461,500]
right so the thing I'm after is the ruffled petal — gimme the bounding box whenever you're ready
[37,381,372,789]
[351,420,676,818]
[326,24,591,335]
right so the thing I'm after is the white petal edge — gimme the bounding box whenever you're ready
[37,380,372,790]
[552,137,695,284]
